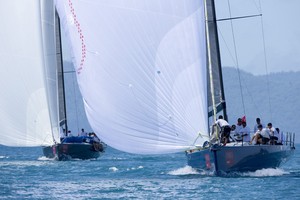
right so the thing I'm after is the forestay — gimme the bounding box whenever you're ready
[0,0,59,146]
[56,0,208,154]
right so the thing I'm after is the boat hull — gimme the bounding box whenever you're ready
[42,143,105,160]
[186,144,295,174]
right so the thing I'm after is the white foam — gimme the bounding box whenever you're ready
[167,166,200,176]
[37,156,56,161]
[126,166,144,171]
[113,157,126,160]
[109,167,119,172]
[0,156,8,159]
[243,168,289,177]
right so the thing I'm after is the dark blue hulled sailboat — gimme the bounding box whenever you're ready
[186,143,295,174]
[42,5,106,160]
[54,0,294,172]
[43,136,105,160]
[185,0,295,174]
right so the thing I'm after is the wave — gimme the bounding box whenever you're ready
[108,166,144,172]
[168,166,289,177]
[112,157,127,160]
[0,156,8,159]
[37,156,56,161]
[167,166,201,176]
[109,167,119,172]
[242,168,289,177]
[127,166,144,171]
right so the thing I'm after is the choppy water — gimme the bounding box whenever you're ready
[0,144,299,199]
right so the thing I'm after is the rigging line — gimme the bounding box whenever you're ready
[217,1,261,118]
[258,0,273,121]
[217,28,236,68]
[241,76,260,116]
[252,0,262,13]
[219,27,261,115]
[216,14,262,22]
[227,0,246,116]
[192,131,209,146]
[64,70,76,73]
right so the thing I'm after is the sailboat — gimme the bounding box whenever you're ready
[0,0,105,160]
[54,0,295,173]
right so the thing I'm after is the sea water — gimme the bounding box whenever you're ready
[0,144,299,199]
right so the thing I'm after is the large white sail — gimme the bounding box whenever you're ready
[56,0,208,154]
[0,0,58,146]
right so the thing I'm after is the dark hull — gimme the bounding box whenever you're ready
[42,143,105,160]
[186,144,295,175]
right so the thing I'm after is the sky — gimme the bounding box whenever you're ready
[215,0,300,75]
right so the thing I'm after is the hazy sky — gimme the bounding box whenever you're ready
[215,0,300,75]
[63,0,300,75]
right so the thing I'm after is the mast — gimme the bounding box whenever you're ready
[55,10,68,135]
[205,0,228,121]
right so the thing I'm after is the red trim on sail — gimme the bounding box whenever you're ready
[68,0,86,74]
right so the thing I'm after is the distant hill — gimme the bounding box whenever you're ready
[223,67,300,143]
[63,61,299,142]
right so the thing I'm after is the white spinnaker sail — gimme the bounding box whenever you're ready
[0,0,58,146]
[56,0,208,154]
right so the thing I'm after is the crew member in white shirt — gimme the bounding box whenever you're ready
[260,127,271,144]
[267,123,278,144]
[214,115,231,145]
[253,117,264,133]
[80,128,87,137]
[251,124,270,144]
[276,128,283,144]
[251,124,263,144]
[238,121,251,142]
[67,130,73,137]
[235,118,243,134]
